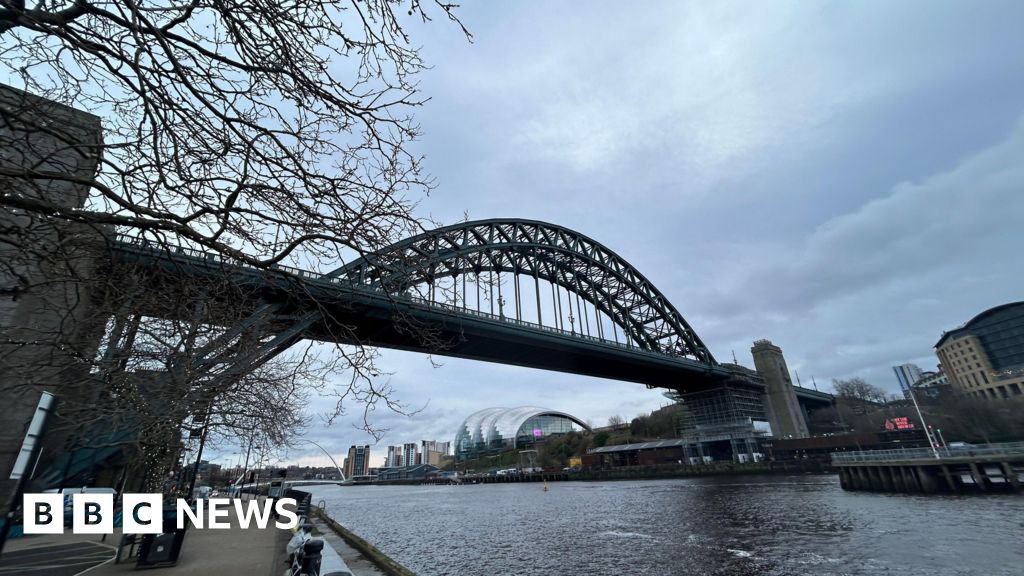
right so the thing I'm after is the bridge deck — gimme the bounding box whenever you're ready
[110,239,732,392]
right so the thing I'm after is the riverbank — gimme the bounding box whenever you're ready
[312,509,413,576]
[371,459,828,486]
[573,459,828,481]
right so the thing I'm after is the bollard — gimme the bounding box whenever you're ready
[300,539,324,576]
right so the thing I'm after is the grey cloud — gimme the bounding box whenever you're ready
[197,2,1024,461]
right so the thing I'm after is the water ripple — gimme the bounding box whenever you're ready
[307,475,1024,576]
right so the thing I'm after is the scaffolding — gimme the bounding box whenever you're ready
[676,384,766,432]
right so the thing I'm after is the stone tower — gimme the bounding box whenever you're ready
[0,84,107,499]
[751,340,809,439]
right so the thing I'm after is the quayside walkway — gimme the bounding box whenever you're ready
[1,502,283,576]
[833,441,1024,494]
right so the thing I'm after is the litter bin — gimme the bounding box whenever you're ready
[136,506,187,567]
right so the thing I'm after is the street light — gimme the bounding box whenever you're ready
[497,295,506,319]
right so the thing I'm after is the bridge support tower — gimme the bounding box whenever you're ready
[0,85,108,501]
[751,340,809,439]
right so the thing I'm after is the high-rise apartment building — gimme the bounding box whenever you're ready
[420,440,451,466]
[386,445,401,467]
[892,363,924,397]
[403,442,419,466]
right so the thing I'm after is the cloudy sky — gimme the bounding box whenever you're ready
[253,1,1024,469]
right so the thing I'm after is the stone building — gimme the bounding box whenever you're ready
[935,302,1024,400]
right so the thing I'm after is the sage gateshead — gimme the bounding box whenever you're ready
[454,406,590,461]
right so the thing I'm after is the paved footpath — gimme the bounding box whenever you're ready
[1,500,284,576]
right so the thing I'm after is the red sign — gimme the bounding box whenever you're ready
[884,417,915,431]
[894,417,914,429]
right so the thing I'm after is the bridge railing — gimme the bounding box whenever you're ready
[112,234,706,365]
[830,441,1024,464]
[406,293,639,345]
[402,294,708,363]
[113,233,337,281]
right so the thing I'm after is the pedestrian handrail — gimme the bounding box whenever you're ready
[831,441,1024,464]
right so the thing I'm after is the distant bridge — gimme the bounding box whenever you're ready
[112,219,735,393]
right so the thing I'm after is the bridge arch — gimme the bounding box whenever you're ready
[330,219,715,364]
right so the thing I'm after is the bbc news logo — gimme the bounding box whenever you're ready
[23,494,299,534]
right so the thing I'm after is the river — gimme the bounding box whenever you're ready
[305,475,1024,576]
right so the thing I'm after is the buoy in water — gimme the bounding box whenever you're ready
[543,479,549,492]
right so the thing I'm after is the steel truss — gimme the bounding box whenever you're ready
[327,219,716,364]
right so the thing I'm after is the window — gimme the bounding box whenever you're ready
[981,372,989,384]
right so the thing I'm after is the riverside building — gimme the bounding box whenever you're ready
[344,445,371,477]
[936,301,1024,400]
[420,440,450,466]
[403,442,419,466]
[454,406,589,461]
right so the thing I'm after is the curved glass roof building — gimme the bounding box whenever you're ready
[454,406,589,461]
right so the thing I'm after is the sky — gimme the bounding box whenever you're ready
[199,1,1024,469]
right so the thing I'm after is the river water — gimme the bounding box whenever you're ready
[305,475,1024,576]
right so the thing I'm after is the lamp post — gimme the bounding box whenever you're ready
[497,295,506,319]
[568,313,575,334]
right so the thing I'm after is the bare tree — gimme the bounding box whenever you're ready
[607,414,625,427]
[928,396,1024,444]
[832,377,888,405]
[1,0,468,267]
[11,267,328,491]
[0,1,470,494]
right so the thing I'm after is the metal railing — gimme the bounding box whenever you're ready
[402,294,701,361]
[831,441,1024,464]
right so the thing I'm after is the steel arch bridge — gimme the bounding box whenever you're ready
[330,219,715,364]
[110,218,732,391]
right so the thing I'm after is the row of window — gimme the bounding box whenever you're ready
[962,312,1024,369]
[954,360,982,373]
[963,382,1023,399]
[955,370,990,388]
